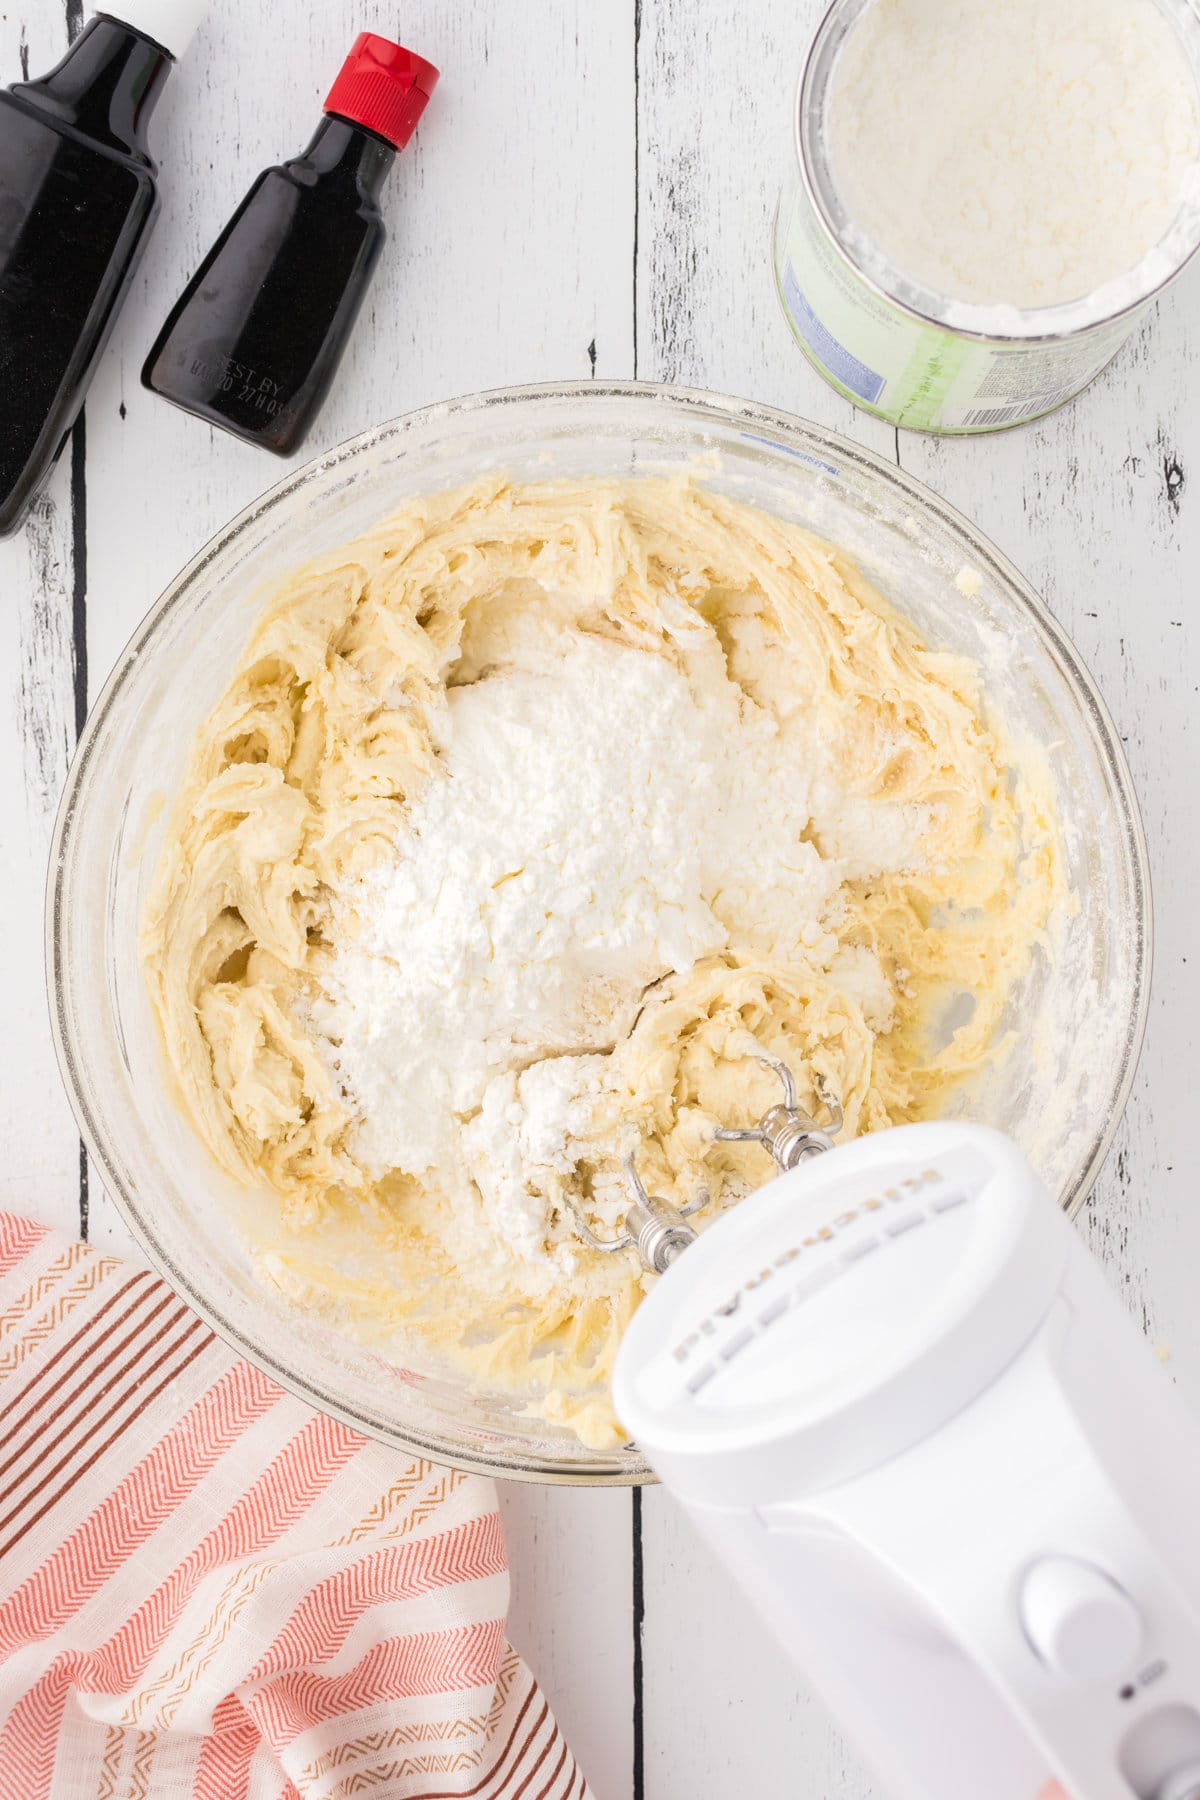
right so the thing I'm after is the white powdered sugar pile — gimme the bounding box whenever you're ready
[311,622,920,1260]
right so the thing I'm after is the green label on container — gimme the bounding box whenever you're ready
[774,181,1138,433]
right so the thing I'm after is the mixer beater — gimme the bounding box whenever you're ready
[562,1053,843,1273]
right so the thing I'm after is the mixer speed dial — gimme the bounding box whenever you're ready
[1019,1557,1143,1681]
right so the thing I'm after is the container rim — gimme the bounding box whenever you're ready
[46,379,1153,1484]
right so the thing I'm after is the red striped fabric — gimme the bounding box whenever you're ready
[0,1216,589,1800]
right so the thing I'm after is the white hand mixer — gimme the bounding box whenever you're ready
[599,1073,1200,1800]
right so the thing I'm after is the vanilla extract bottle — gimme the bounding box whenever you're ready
[0,0,202,535]
[142,33,438,455]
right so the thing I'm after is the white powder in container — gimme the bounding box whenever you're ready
[829,0,1200,311]
[773,0,1200,429]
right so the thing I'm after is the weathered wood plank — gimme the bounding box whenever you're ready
[0,4,83,1236]
[500,1485,636,1792]
[632,0,892,458]
[899,294,1200,1398]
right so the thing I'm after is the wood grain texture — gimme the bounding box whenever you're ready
[900,298,1200,1390]
[499,1485,635,1793]
[0,4,82,1236]
[4,0,1199,1796]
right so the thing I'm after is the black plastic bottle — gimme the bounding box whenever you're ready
[142,34,439,457]
[0,1,201,537]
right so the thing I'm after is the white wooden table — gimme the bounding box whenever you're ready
[2,3,1198,1795]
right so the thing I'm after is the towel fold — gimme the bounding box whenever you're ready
[0,1214,588,1800]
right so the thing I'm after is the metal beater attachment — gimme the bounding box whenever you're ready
[563,1157,710,1274]
[713,1054,843,1171]
[561,1056,843,1274]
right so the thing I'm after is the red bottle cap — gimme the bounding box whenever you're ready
[323,33,440,151]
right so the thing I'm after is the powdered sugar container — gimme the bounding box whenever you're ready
[775,0,1200,433]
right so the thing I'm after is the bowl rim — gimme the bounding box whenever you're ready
[45,378,1153,1486]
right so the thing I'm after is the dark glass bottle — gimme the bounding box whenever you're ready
[0,4,199,537]
[142,34,439,456]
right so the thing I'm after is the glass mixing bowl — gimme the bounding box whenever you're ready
[48,383,1150,1484]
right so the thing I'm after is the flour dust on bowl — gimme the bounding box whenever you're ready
[48,384,1149,1483]
[776,0,1200,432]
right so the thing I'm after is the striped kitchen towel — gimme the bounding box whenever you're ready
[0,1214,589,1800]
